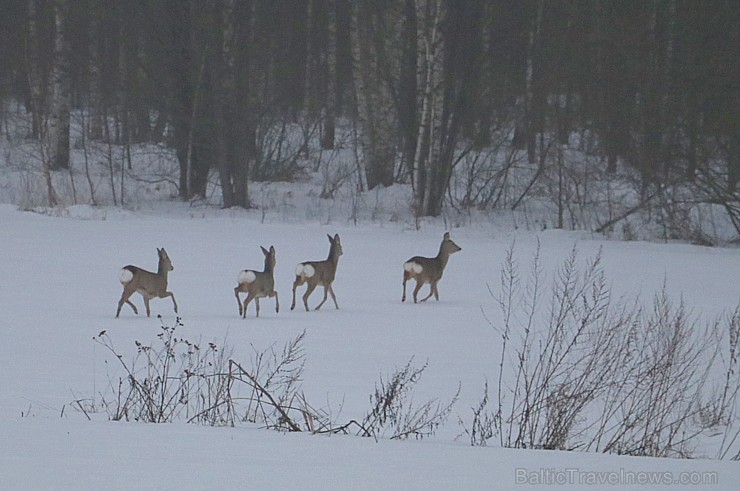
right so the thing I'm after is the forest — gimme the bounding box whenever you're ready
[4,2,740,479]
[0,0,738,226]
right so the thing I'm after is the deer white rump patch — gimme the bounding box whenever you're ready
[119,268,134,284]
[296,263,315,278]
[404,261,423,274]
[238,270,256,284]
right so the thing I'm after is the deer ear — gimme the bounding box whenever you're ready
[327,234,333,242]
[157,247,162,254]
[270,245,275,253]
[443,232,450,240]
[261,246,269,256]
[334,233,340,242]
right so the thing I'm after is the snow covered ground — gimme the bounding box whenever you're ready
[1,201,739,489]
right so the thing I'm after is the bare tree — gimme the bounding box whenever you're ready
[351,0,400,190]
[47,0,71,171]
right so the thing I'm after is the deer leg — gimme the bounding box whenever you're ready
[420,284,435,302]
[242,291,256,319]
[125,300,139,314]
[315,285,330,311]
[271,291,280,313]
[240,295,249,319]
[328,284,339,309]
[290,277,302,310]
[432,281,440,301]
[235,287,243,316]
[165,291,178,314]
[402,272,410,302]
[144,296,151,317]
[116,287,137,317]
[412,281,424,303]
[255,297,261,317]
[303,283,317,311]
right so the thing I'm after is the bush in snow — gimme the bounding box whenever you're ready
[464,242,740,458]
[91,319,457,442]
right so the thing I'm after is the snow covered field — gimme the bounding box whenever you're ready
[1,201,739,489]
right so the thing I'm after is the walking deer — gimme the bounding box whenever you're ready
[116,248,178,318]
[234,245,279,318]
[402,232,461,303]
[291,234,343,311]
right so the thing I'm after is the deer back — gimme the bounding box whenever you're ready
[404,232,460,282]
[296,234,343,285]
[121,248,173,296]
[237,246,277,294]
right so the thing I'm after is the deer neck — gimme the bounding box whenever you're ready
[436,246,450,269]
[157,261,169,280]
[263,259,274,275]
[328,247,340,267]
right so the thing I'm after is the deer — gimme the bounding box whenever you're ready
[402,232,461,303]
[234,245,279,318]
[116,248,178,318]
[291,234,343,312]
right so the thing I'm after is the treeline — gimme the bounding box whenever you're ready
[0,0,738,216]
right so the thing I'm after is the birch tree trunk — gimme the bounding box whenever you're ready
[87,10,104,141]
[47,0,70,170]
[351,0,399,190]
[413,0,443,216]
[320,0,336,150]
[524,0,543,166]
[399,0,418,177]
[27,0,57,205]
[27,0,44,139]
[214,0,234,208]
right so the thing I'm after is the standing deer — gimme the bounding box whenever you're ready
[116,248,178,318]
[291,234,343,311]
[234,245,279,318]
[402,232,461,303]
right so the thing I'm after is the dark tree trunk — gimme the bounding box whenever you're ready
[398,0,417,179]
